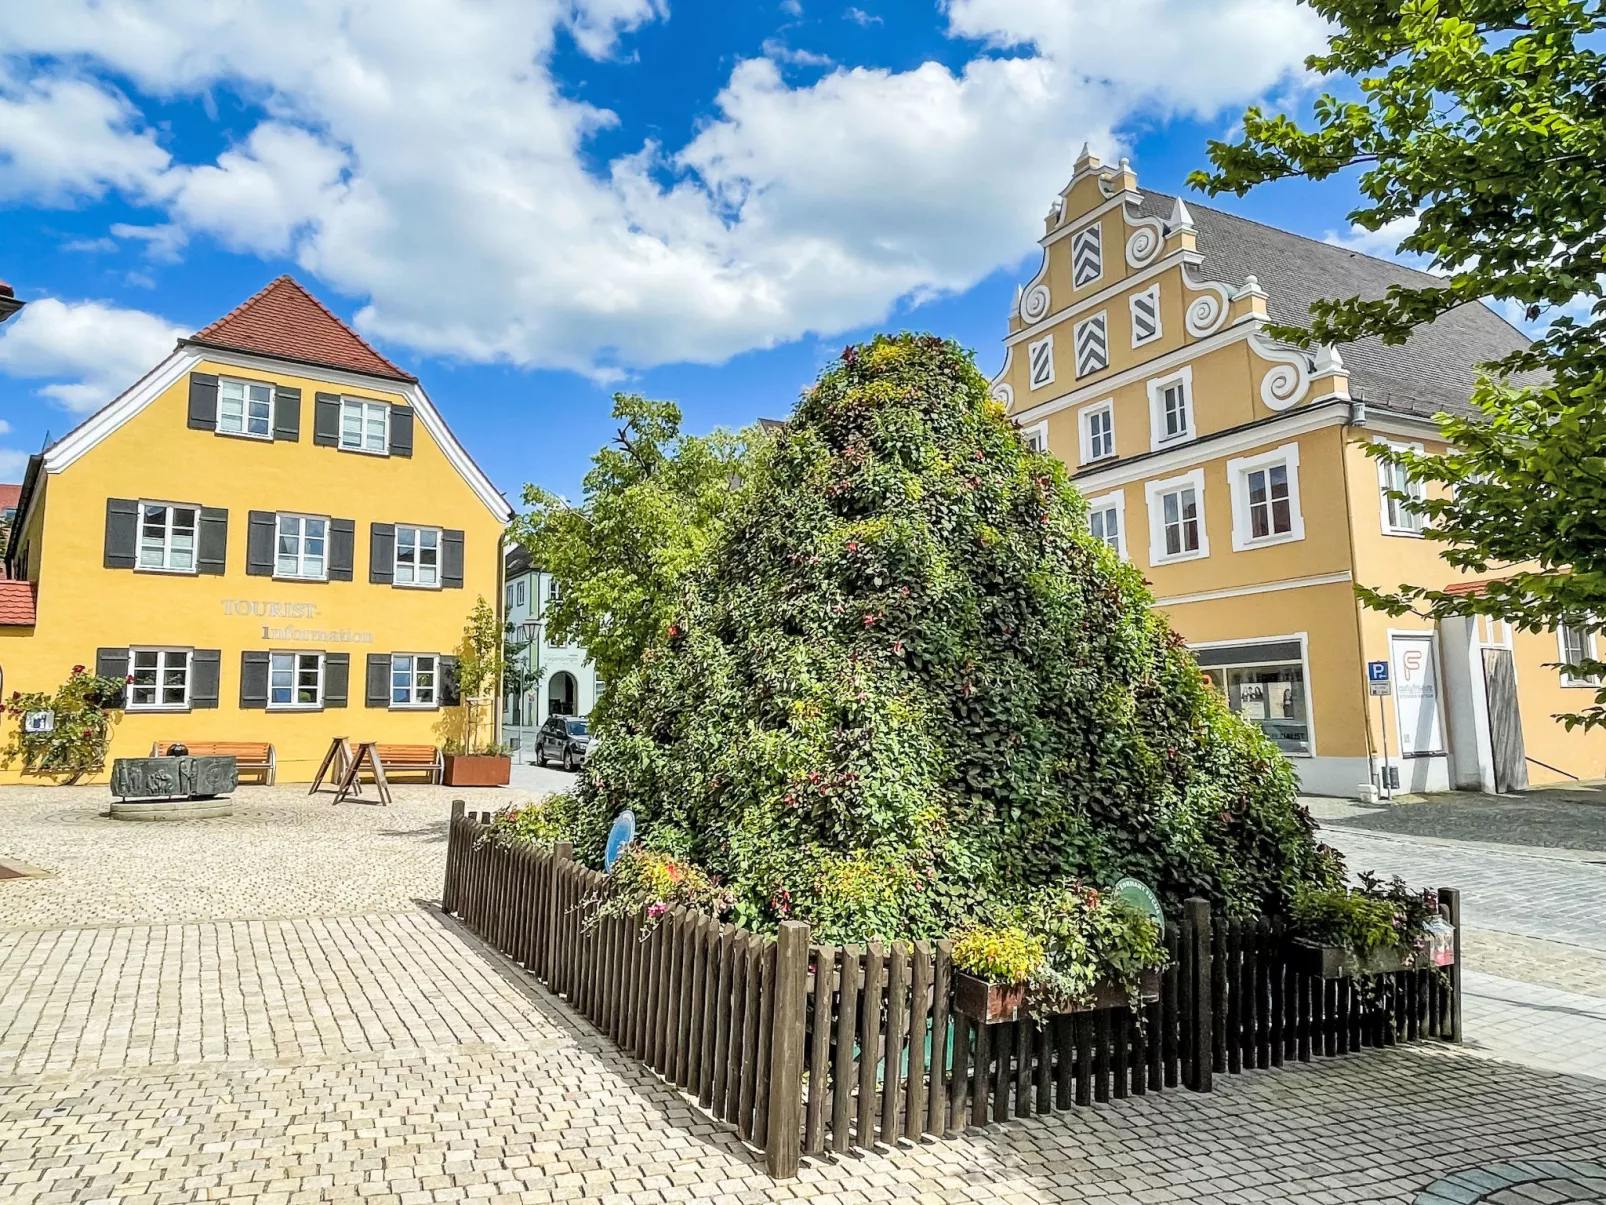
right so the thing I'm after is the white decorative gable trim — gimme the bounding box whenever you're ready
[1182,267,1233,337]
[43,345,514,521]
[1018,250,1051,324]
[1248,331,1314,411]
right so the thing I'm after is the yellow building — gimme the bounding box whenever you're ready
[0,276,512,783]
[993,148,1606,798]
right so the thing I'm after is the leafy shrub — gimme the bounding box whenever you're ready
[594,845,733,930]
[1292,872,1437,957]
[2,666,125,783]
[951,925,1045,983]
[484,793,578,850]
[560,334,1337,941]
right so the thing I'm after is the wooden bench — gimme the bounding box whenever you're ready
[151,740,276,785]
[371,744,443,784]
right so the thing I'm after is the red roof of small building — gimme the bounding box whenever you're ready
[1442,578,1508,597]
[0,484,20,511]
[187,275,416,383]
[0,581,37,625]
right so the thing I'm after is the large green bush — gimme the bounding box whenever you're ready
[569,334,1337,942]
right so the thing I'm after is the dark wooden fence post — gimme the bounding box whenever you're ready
[442,799,466,914]
[1184,897,1213,1093]
[766,920,809,1178]
[1438,886,1462,1043]
[548,841,574,984]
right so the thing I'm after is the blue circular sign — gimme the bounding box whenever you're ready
[605,810,636,871]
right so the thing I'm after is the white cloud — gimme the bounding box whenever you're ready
[761,39,834,68]
[0,449,28,478]
[1324,215,1425,265]
[844,7,882,25]
[0,0,1328,381]
[0,298,188,413]
[110,221,188,262]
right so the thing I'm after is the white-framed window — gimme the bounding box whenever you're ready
[506,584,515,609]
[218,378,273,439]
[1145,468,1209,564]
[1227,443,1305,551]
[1195,635,1312,755]
[340,398,390,454]
[1074,312,1109,377]
[275,514,328,579]
[269,651,324,709]
[1378,441,1427,536]
[548,576,563,604]
[1021,421,1049,453]
[1027,335,1055,390]
[1079,399,1115,464]
[1129,284,1161,347]
[394,525,441,587]
[516,579,526,606]
[391,653,438,707]
[1071,224,1102,288]
[127,647,191,710]
[1559,622,1601,687]
[1085,489,1126,558]
[1147,367,1193,450]
[138,501,199,573]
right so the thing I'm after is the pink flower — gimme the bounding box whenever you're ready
[71,664,85,674]
[646,902,667,920]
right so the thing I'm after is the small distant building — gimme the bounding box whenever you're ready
[503,544,601,759]
[0,278,23,324]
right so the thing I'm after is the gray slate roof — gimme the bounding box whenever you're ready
[1136,192,1534,419]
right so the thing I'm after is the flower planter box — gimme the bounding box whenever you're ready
[443,754,511,787]
[1289,938,1455,979]
[953,967,1161,1024]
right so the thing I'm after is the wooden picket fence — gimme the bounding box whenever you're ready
[441,804,1463,1178]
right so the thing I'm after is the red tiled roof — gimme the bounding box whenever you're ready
[0,581,36,625]
[1442,577,1508,597]
[187,275,416,383]
[0,484,20,511]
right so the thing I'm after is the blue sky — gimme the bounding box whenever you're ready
[0,0,1387,503]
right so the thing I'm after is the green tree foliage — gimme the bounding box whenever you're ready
[512,394,762,704]
[3,666,124,782]
[453,596,504,753]
[569,336,1335,943]
[1191,0,1606,727]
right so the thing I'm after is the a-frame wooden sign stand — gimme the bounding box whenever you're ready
[308,737,355,796]
[333,741,391,806]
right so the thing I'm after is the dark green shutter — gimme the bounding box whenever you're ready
[438,655,460,707]
[95,648,129,709]
[365,653,390,707]
[441,529,464,588]
[369,523,395,584]
[328,519,355,581]
[246,511,276,576]
[104,498,138,569]
[388,405,413,457]
[274,387,301,441]
[187,373,218,430]
[239,651,269,708]
[313,393,341,446]
[197,507,228,575]
[324,653,350,708]
[191,649,221,708]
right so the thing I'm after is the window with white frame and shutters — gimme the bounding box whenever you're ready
[269,651,324,708]
[1559,622,1601,687]
[394,525,441,587]
[1074,313,1108,377]
[340,398,390,453]
[276,514,328,579]
[218,378,273,439]
[1378,445,1427,535]
[1129,284,1161,346]
[128,648,191,709]
[392,653,438,706]
[1027,335,1054,389]
[139,502,199,572]
[1071,224,1102,287]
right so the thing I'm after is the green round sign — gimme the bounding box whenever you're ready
[1112,877,1165,936]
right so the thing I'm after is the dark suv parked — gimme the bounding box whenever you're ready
[535,716,591,771]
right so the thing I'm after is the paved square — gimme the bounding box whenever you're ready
[3,785,1605,1204]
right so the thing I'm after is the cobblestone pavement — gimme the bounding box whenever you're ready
[4,785,1606,1204]
[1324,783,1606,852]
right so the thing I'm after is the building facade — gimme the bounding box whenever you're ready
[994,149,1606,798]
[0,276,512,783]
[502,544,600,760]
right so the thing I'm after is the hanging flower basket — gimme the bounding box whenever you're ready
[953,968,1161,1024]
